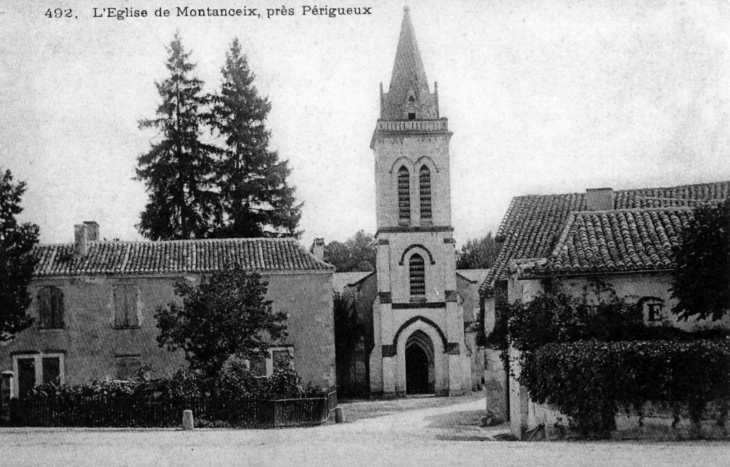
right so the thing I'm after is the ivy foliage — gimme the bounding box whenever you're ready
[671,199,730,321]
[499,280,730,436]
[521,340,730,437]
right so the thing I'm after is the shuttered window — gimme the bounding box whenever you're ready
[116,356,142,380]
[38,286,64,329]
[398,166,411,221]
[419,166,432,220]
[42,357,61,385]
[114,286,139,328]
[409,254,426,296]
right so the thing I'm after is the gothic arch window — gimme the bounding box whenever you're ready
[398,166,411,221]
[419,166,432,220]
[409,254,426,296]
[38,286,64,329]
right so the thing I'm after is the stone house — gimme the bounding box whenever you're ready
[478,181,730,436]
[0,222,336,398]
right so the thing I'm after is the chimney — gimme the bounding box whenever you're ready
[586,188,614,211]
[310,238,325,261]
[74,224,88,258]
[84,221,99,241]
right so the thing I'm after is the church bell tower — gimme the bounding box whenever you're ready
[369,7,471,397]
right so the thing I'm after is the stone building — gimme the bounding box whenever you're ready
[478,181,730,436]
[0,222,335,398]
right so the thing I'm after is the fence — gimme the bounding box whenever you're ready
[7,390,337,428]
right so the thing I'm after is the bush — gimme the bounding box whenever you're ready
[27,359,312,404]
[519,339,730,436]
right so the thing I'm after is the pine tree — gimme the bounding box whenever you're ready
[209,38,302,238]
[0,169,39,341]
[135,33,218,240]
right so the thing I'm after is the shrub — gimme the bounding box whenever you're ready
[519,339,730,436]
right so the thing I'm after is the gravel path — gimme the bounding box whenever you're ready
[2,396,729,467]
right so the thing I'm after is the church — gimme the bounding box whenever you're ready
[332,7,481,398]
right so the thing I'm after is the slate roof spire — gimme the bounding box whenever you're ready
[380,6,439,120]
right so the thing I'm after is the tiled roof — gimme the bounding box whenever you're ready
[33,238,334,277]
[537,208,692,275]
[480,181,730,295]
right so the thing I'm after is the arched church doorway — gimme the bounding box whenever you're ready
[405,330,435,395]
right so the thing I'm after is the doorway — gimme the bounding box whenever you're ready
[405,330,434,395]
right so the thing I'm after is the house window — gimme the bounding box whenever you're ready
[409,254,426,296]
[419,166,432,220]
[247,347,294,377]
[13,353,65,398]
[408,112,416,120]
[398,166,411,221]
[38,286,64,329]
[115,355,142,380]
[114,285,139,328]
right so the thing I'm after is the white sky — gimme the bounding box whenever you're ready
[2,0,730,248]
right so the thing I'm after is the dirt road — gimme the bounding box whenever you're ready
[2,396,729,467]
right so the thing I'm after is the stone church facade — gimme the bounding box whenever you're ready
[365,8,472,397]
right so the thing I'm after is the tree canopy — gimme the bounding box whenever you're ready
[671,199,730,321]
[155,264,288,377]
[456,231,501,269]
[209,38,302,238]
[0,169,39,341]
[323,230,376,272]
[135,33,218,240]
[135,34,302,241]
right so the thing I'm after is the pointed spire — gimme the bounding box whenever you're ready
[381,7,438,120]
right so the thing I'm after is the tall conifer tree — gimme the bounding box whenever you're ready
[0,169,39,341]
[135,33,217,240]
[209,38,302,238]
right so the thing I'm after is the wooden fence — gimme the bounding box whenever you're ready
[7,391,337,428]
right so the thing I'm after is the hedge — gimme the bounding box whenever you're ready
[519,339,730,436]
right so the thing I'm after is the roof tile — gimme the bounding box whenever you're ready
[33,238,333,277]
[481,181,730,295]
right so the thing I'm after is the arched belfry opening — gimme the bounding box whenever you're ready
[405,330,435,395]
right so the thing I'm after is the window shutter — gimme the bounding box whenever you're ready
[114,286,139,327]
[38,287,63,329]
[419,166,432,220]
[38,288,51,328]
[398,166,411,221]
[50,287,64,328]
[409,254,426,296]
[114,287,125,327]
[125,287,139,327]
[116,356,141,380]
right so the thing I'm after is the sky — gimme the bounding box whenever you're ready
[2,0,730,249]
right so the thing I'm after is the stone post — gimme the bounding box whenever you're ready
[182,410,194,430]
